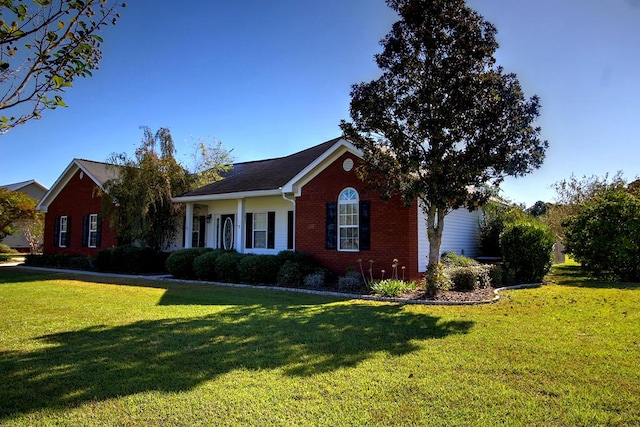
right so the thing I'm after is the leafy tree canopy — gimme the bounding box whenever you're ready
[0,187,37,239]
[340,0,547,289]
[101,127,234,251]
[0,0,125,134]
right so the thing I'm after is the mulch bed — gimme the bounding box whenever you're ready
[397,287,497,303]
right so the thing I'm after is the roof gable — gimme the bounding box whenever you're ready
[37,159,121,212]
[176,137,360,201]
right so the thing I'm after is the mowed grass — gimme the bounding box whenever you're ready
[0,266,638,426]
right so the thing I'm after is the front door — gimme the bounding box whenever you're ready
[219,214,235,250]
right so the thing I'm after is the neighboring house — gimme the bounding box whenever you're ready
[37,159,119,257]
[173,137,481,281]
[0,180,48,252]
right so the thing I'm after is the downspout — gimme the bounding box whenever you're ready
[281,188,295,251]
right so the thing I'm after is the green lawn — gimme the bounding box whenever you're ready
[0,266,638,426]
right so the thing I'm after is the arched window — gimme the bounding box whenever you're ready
[338,188,359,251]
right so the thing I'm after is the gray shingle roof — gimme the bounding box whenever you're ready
[75,159,121,185]
[181,137,342,197]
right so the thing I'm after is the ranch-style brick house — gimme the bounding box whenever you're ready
[37,159,119,257]
[37,137,481,280]
[172,137,482,281]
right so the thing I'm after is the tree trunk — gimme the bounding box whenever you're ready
[424,204,446,295]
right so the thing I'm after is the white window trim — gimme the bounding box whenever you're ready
[253,212,268,249]
[338,188,359,252]
[88,214,98,248]
[59,216,68,248]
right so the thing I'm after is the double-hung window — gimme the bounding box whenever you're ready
[88,214,98,248]
[59,216,68,247]
[252,212,268,248]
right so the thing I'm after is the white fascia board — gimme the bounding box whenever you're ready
[172,189,283,203]
[281,138,363,195]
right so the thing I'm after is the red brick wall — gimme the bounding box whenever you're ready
[295,152,421,281]
[43,169,117,256]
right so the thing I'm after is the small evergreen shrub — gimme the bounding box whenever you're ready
[96,246,167,274]
[446,266,478,291]
[69,256,93,270]
[238,255,280,284]
[441,252,478,267]
[24,253,70,268]
[337,270,364,293]
[277,260,306,287]
[193,250,226,281]
[304,270,326,290]
[0,254,12,262]
[487,264,504,288]
[94,249,111,272]
[0,243,16,253]
[166,248,211,279]
[425,262,452,294]
[215,252,245,283]
[276,250,316,275]
[501,221,554,283]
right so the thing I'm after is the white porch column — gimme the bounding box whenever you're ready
[184,202,194,248]
[236,198,245,253]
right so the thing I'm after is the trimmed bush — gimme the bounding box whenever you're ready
[446,266,478,291]
[23,253,70,268]
[238,255,280,284]
[193,250,227,281]
[338,271,364,293]
[215,252,245,283]
[166,248,211,279]
[276,250,316,275]
[69,256,93,270]
[441,252,478,267]
[277,260,306,287]
[501,221,554,283]
[304,270,326,290]
[96,246,168,274]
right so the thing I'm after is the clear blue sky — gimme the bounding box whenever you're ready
[1,0,639,207]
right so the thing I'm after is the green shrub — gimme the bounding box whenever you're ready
[487,264,504,288]
[0,243,16,254]
[338,271,364,293]
[96,246,167,274]
[215,252,245,283]
[166,248,211,279]
[441,252,478,267]
[69,256,93,270]
[425,262,452,294]
[370,279,416,297]
[23,253,71,268]
[276,250,316,275]
[564,188,640,281]
[238,255,280,284]
[446,266,478,291]
[277,260,306,287]
[0,254,12,262]
[94,248,111,272]
[193,250,227,281]
[304,270,326,290]
[500,221,554,283]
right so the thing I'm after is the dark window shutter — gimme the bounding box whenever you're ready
[326,202,337,249]
[65,216,72,247]
[359,200,371,251]
[96,215,103,247]
[81,215,88,247]
[287,210,294,250]
[53,216,60,247]
[245,212,253,249]
[199,216,206,247]
[267,211,275,249]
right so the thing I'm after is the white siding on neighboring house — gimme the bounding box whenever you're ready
[417,206,482,272]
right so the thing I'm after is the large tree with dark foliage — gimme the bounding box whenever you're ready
[0,0,125,134]
[340,0,547,290]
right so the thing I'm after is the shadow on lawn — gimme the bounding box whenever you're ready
[550,264,640,290]
[0,301,473,420]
